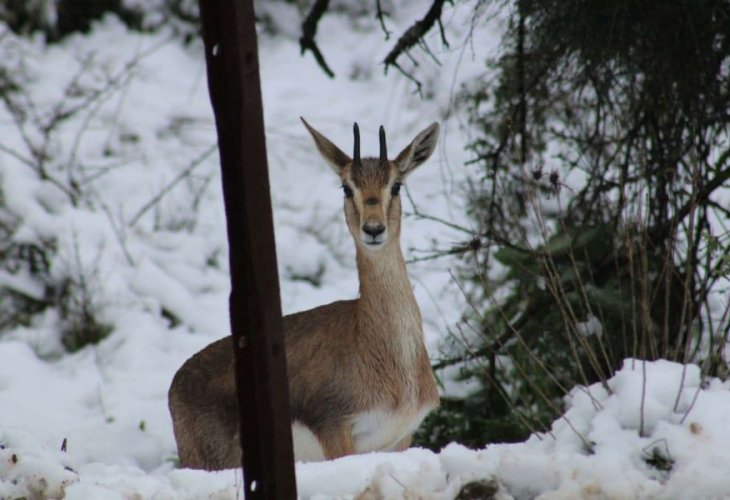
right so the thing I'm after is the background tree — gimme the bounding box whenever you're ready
[420,0,730,450]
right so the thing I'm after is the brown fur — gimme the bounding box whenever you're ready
[169,119,441,469]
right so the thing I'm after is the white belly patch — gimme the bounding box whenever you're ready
[351,405,434,453]
[291,403,435,462]
[292,420,325,462]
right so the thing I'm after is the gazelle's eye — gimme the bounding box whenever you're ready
[342,185,354,198]
[390,182,402,196]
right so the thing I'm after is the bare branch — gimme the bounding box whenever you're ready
[406,239,480,264]
[300,0,335,78]
[677,150,730,222]
[390,59,424,97]
[128,144,217,227]
[383,0,448,72]
[436,14,449,48]
[375,0,392,40]
[0,141,35,168]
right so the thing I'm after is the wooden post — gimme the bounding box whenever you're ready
[197,1,297,498]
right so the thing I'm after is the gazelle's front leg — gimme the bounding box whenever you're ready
[318,422,356,459]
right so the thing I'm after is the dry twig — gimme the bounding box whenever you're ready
[300,0,335,78]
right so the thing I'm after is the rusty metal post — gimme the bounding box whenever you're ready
[197,0,296,498]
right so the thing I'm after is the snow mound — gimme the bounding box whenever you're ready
[3,359,730,499]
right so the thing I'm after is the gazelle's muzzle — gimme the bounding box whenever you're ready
[362,222,386,246]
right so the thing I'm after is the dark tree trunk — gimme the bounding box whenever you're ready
[197,0,297,498]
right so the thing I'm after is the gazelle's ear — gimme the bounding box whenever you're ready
[301,117,351,174]
[393,122,439,178]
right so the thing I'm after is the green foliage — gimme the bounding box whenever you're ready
[0,185,54,332]
[643,443,674,474]
[0,0,308,45]
[704,230,730,279]
[0,0,205,43]
[414,395,533,451]
[0,28,121,353]
[54,265,113,353]
[422,0,730,452]
[456,479,500,500]
[0,0,144,41]
[0,185,111,353]
[58,297,113,353]
[0,257,113,355]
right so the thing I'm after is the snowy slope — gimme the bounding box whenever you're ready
[1,1,730,498]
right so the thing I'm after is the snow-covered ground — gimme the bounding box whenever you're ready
[1,2,730,498]
[4,358,730,499]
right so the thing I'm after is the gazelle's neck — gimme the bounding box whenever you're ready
[355,238,420,331]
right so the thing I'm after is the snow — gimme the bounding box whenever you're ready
[1,2,730,499]
[4,358,730,498]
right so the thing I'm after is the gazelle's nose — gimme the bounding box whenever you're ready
[362,223,385,238]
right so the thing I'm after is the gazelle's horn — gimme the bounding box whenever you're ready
[353,123,361,166]
[379,125,387,164]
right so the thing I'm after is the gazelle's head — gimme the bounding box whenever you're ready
[301,118,439,251]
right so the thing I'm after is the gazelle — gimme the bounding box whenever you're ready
[168,118,440,469]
